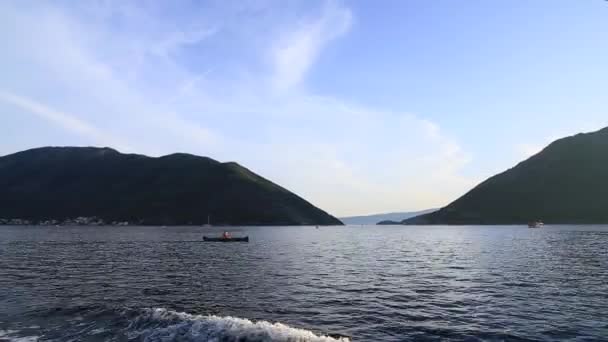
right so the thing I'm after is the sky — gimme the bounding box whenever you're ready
[1,0,607,217]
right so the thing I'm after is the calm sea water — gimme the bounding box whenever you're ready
[1,225,607,341]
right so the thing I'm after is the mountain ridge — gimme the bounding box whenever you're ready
[0,146,342,226]
[404,127,608,225]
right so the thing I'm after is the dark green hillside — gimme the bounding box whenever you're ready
[0,147,342,226]
[404,127,608,224]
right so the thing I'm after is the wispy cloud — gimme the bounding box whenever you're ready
[271,2,352,91]
[150,28,217,59]
[0,0,475,216]
[0,90,133,151]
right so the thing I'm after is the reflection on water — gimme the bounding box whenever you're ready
[1,225,607,341]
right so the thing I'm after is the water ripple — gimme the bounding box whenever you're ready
[1,225,608,341]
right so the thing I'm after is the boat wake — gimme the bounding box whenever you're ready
[3,307,350,342]
[128,308,349,342]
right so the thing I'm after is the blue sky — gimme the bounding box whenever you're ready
[1,0,607,216]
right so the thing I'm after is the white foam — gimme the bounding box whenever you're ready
[129,308,350,342]
[89,327,108,335]
[0,329,18,338]
[9,337,39,342]
[0,329,39,342]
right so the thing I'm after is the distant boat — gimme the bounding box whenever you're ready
[528,221,544,228]
[203,236,249,242]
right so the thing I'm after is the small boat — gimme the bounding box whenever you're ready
[528,221,544,228]
[203,236,249,242]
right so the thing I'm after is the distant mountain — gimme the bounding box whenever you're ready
[376,220,401,225]
[404,127,608,225]
[340,209,437,225]
[0,147,342,226]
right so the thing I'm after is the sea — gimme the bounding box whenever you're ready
[1,225,607,341]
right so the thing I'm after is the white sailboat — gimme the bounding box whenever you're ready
[203,215,211,227]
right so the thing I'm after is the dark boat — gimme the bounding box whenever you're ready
[203,236,249,242]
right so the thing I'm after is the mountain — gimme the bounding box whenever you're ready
[340,209,437,225]
[376,220,400,225]
[404,127,608,225]
[0,147,342,226]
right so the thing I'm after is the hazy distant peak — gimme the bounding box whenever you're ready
[341,209,437,225]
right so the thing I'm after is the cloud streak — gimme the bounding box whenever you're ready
[0,0,475,216]
[271,2,352,91]
[0,90,133,152]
